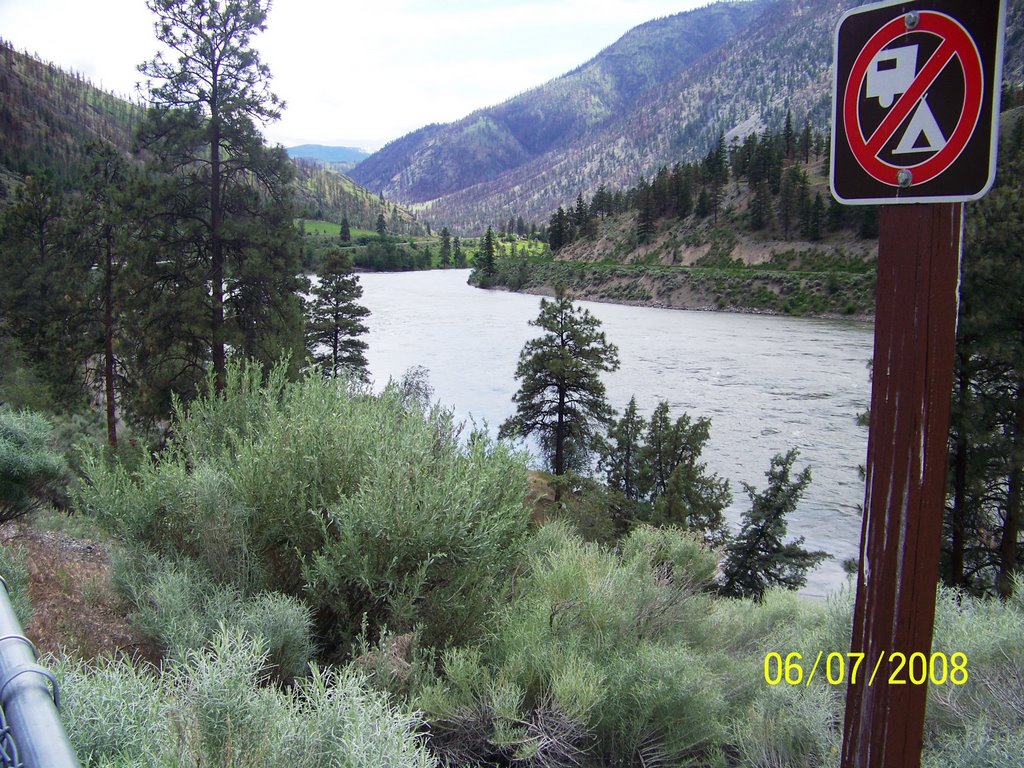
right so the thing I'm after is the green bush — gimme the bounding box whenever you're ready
[420,522,731,766]
[732,684,837,768]
[78,361,531,654]
[119,553,314,684]
[0,542,32,625]
[926,584,1024,755]
[55,628,437,768]
[0,408,67,523]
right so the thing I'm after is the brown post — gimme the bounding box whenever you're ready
[841,203,962,767]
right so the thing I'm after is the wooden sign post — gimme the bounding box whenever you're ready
[830,1,1005,765]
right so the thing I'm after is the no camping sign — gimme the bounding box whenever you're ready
[830,0,1006,204]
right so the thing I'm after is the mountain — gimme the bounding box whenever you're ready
[353,0,1024,232]
[0,41,421,234]
[0,39,143,184]
[350,1,770,205]
[284,146,372,167]
[290,158,424,235]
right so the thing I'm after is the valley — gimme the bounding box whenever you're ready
[1,0,1023,765]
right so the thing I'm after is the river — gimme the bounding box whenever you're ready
[357,268,874,597]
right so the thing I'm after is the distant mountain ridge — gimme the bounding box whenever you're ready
[352,0,1024,232]
[286,144,371,164]
[350,0,770,204]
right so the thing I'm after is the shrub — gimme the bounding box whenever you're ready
[78,361,531,655]
[732,684,836,768]
[55,627,437,768]
[115,553,314,684]
[0,542,32,625]
[420,523,731,766]
[0,408,67,524]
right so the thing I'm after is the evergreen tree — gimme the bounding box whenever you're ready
[598,396,647,503]
[778,166,801,239]
[305,249,371,378]
[783,109,794,159]
[703,134,728,223]
[499,289,620,476]
[0,174,89,406]
[636,186,656,244]
[826,197,846,232]
[75,142,136,446]
[640,402,731,545]
[695,188,711,219]
[439,226,452,267]
[748,180,773,231]
[375,212,388,238]
[719,450,828,600]
[549,206,568,252]
[340,216,351,243]
[945,126,1024,597]
[858,207,879,238]
[573,193,589,237]
[138,0,291,393]
[476,226,497,281]
[453,236,466,268]
[808,192,824,241]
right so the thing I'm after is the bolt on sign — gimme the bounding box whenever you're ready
[831,0,1006,204]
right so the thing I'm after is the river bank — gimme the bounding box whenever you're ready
[478,257,877,319]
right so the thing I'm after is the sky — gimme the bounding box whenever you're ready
[0,0,709,151]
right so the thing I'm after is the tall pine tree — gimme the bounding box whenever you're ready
[137,0,301,393]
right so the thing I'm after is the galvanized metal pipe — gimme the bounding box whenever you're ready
[0,576,80,768]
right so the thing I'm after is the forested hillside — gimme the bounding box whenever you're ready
[291,158,425,235]
[360,0,1024,232]
[0,38,143,184]
[0,41,420,234]
[472,122,880,316]
[350,1,769,203]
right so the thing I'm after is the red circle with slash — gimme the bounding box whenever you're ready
[843,11,984,187]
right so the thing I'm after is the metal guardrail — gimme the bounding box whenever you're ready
[0,575,79,768]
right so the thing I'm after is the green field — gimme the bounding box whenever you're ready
[297,219,377,240]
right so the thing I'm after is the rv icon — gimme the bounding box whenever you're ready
[865,45,918,108]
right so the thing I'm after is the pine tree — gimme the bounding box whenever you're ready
[636,186,656,244]
[340,216,351,243]
[476,226,497,281]
[783,109,794,159]
[703,135,729,224]
[945,126,1024,597]
[499,289,620,476]
[0,174,89,406]
[549,206,568,252]
[808,192,824,241]
[453,236,466,268]
[138,0,289,393]
[748,180,773,231]
[305,249,371,378]
[778,166,801,239]
[439,226,452,267]
[75,142,136,446]
[599,396,647,502]
[719,450,828,600]
[641,402,731,545]
[376,212,388,238]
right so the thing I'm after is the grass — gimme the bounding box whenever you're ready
[297,219,376,239]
